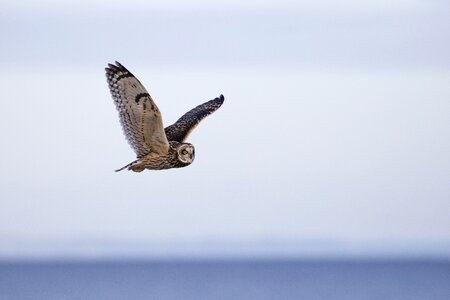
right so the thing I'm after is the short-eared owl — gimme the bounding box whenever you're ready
[105,62,224,172]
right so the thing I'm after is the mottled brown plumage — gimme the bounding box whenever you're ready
[105,61,223,172]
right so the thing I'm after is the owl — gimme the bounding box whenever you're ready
[105,62,224,172]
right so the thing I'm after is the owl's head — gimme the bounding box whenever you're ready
[177,143,195,164]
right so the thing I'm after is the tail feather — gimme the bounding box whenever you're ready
[115,160,145,172]
[115,160,137,172]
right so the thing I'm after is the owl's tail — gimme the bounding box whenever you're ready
[115,163,132,172]
[115,160,145,172]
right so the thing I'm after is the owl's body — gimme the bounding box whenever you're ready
[105,62,224,172]
[117,141,194,172]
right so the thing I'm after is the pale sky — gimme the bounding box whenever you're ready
[0,0,449,258]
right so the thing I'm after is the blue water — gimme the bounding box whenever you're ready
[0,260,449,300]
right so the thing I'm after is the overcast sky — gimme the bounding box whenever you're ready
[0,0,449,258]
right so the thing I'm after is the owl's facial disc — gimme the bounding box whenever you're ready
[177,144,195,164]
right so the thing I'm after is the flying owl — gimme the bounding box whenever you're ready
[105,61,224,172]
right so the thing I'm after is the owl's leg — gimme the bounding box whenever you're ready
[129,164,145,172]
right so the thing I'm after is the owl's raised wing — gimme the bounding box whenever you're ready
[165,95,224,142]
[106,62,169,158]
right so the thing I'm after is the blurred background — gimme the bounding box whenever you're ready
[1,0,449,260]
[1,1,450,298]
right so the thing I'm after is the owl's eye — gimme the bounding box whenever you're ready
[181,149,188,155]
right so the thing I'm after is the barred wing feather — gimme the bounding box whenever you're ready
[105,62,169,158]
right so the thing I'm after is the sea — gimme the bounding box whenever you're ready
[0,259,449,300]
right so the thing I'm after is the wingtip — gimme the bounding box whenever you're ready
[217,94,225,103]
[105,61,125,71]
[115,61,125,69]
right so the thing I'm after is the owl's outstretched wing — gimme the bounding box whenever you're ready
[106,62,169,158]
[165,95,224,142]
